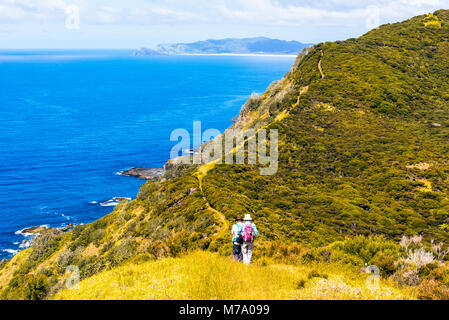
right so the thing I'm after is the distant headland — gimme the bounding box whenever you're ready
[133,37,313,56]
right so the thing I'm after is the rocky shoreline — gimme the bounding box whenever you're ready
[20,226,49,235]
[16,224,75,250]
[119,167,165,180]
[20,224,75,235]
[7,168,164,257]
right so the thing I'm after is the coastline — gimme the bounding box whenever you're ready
[118,167,164,180]
[0,53,295,261]
[178,53,298,57]
[3,167,163,259]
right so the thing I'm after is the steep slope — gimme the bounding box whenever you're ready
[2,10,449,300]
[201,10,449,246]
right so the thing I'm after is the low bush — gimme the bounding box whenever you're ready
[24,275,48,300]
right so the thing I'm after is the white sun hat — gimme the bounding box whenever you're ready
[243,214,253,221]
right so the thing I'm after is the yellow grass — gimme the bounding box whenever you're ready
[0,249,31,289]
[406,163,432,171]
[54,251,411,300]
[276,110,290,121]
[196,162,216,180]
[417,179,433,192]
[424,20,441,28]
[316,102,336,112]
[424,13,441,28]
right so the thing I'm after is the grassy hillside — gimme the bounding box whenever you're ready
[53,251,409,300]
[2,10,449,300]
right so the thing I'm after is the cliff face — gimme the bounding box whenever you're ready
[3,10,449,299]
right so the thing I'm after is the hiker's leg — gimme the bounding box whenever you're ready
[247,242,254,264]
[242,242,250,265]
[234,243,243,262]
[242,243,247,264]
[233,244,242,261]
[232,244,238,260]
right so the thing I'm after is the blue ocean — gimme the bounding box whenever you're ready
[0,50,295,259]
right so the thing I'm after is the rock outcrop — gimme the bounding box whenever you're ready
[120,167,164,180]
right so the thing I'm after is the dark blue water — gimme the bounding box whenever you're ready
[0,50,294,259]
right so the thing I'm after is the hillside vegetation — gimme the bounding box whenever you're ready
[2,10,449,300]
[54,250,408,300]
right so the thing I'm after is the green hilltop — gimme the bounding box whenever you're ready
[2,10,449,300]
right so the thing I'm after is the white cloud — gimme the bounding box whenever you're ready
[0,0,448,37]
[0,0,80,23]
[0,0,448,26]
[0,5,27,22]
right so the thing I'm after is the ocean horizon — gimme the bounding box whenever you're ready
[0,50,295,259]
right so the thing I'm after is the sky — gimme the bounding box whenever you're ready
[0,0,447,48]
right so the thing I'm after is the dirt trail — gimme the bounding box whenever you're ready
[194,163,229,240]
[318,50,325,79]
[191,58,319,240]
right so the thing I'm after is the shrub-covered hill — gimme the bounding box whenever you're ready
[2,10,449,300]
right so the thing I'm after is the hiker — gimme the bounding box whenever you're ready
[242,214,258,265]
[231,216,244,261]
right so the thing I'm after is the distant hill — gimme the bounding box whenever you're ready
[133,37,313,56]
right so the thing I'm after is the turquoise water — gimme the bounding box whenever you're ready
[0,50,295,259]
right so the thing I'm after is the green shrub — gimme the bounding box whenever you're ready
[296,279,307,289]
[25,275,48,300]
[416,279,449,300]
[107,238,137,267]
[307,270,328,279]
[332,235,401,266]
